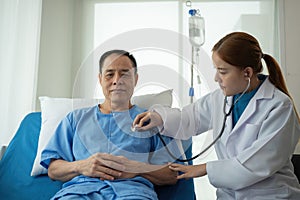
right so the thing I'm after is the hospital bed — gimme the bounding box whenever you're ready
[0,93,196,199]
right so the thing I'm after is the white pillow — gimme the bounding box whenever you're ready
[31,97,101,176]
[132,89,172,109]
[31,90,172,176]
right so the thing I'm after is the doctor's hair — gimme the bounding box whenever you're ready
[99,49,137,74]
[213,32,299,121]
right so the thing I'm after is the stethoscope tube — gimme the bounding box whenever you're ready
[158,78,251,163]
[158,97,232,162]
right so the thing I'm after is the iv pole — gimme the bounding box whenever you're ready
[190,47,196,104]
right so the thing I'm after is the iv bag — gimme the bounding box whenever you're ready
[189,11,205,47]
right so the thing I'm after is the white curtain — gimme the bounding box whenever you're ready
[0,0,42,145]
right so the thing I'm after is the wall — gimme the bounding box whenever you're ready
[283,0,300,112]
[36,0,96,109]
[36,0,75,110]
[71,0,96,98]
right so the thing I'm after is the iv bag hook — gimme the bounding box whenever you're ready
[186,0,192,7]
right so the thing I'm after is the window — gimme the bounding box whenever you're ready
[93,0,277,106]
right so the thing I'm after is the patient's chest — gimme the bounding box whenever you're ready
[73,111,154,162]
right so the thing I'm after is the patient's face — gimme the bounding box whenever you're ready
[99,53,138,108]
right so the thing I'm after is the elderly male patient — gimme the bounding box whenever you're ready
[40,49,182,200]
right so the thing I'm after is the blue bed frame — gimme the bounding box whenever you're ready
[0,112,195,199]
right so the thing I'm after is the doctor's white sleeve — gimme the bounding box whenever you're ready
[150,93,213,140]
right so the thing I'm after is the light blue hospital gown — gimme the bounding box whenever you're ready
[41,105,182,200]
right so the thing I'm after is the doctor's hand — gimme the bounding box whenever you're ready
[132,111,163,132]
[169,163,207,179]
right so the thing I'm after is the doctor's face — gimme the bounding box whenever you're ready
[99,53,138,105]
[213,52,248,96]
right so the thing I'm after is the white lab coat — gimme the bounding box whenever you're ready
[153,77,300,199]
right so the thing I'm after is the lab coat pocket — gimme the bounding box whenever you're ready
[245,186,289,199]
[236,123,261,151]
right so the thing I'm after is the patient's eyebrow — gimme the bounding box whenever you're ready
[104,68,131,74]
[120,69,130,72]
[104,69,115,73]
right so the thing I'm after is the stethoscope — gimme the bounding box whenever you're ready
[157,77,251,162]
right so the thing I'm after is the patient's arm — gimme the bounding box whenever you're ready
[140,164,178,185]
[47,153,125,182]
[116,164,177,185]
[114,156,178,185]
[48,153,177,185]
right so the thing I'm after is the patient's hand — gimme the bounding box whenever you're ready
[117,171,137,179]
[107,154,164,174]
[48,153,127,182]
[79,153,178,185]
[87,153,152,180]
[107,155,178,185]
[78,153,126,180]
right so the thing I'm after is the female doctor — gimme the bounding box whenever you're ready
[133,32,300,199]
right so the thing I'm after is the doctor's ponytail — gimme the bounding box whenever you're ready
[263,53,300,122]
[262,54,288,97]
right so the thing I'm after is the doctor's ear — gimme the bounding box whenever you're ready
[243,67,253,79]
